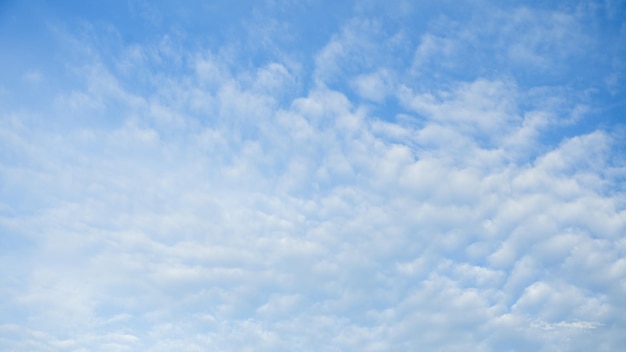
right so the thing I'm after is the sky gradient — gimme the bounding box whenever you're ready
[1,0,626,351]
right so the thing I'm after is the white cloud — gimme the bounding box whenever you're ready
[504,7,586,68]
[399,79,521,140]
[1,1,625,351]
[352,69,395,103]
[313,18,403,87]
[412,33,457,71]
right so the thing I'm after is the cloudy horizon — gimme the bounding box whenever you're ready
[1,0,626,351]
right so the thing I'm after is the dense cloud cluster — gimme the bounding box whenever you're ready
[1,0,625,351]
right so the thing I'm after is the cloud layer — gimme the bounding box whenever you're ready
[1,0,625,351]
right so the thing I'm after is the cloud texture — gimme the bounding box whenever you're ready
[1,0,625,351]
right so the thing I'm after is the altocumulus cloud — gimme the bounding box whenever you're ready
[1,0,625,351]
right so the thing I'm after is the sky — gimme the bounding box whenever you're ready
[0,0,626,351]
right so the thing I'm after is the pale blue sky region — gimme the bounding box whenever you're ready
[1,1,626,351]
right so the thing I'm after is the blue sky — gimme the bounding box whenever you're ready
[1,0,626,351]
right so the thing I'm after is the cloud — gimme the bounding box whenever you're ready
[1,1,625,351]
[352,69,395,103]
